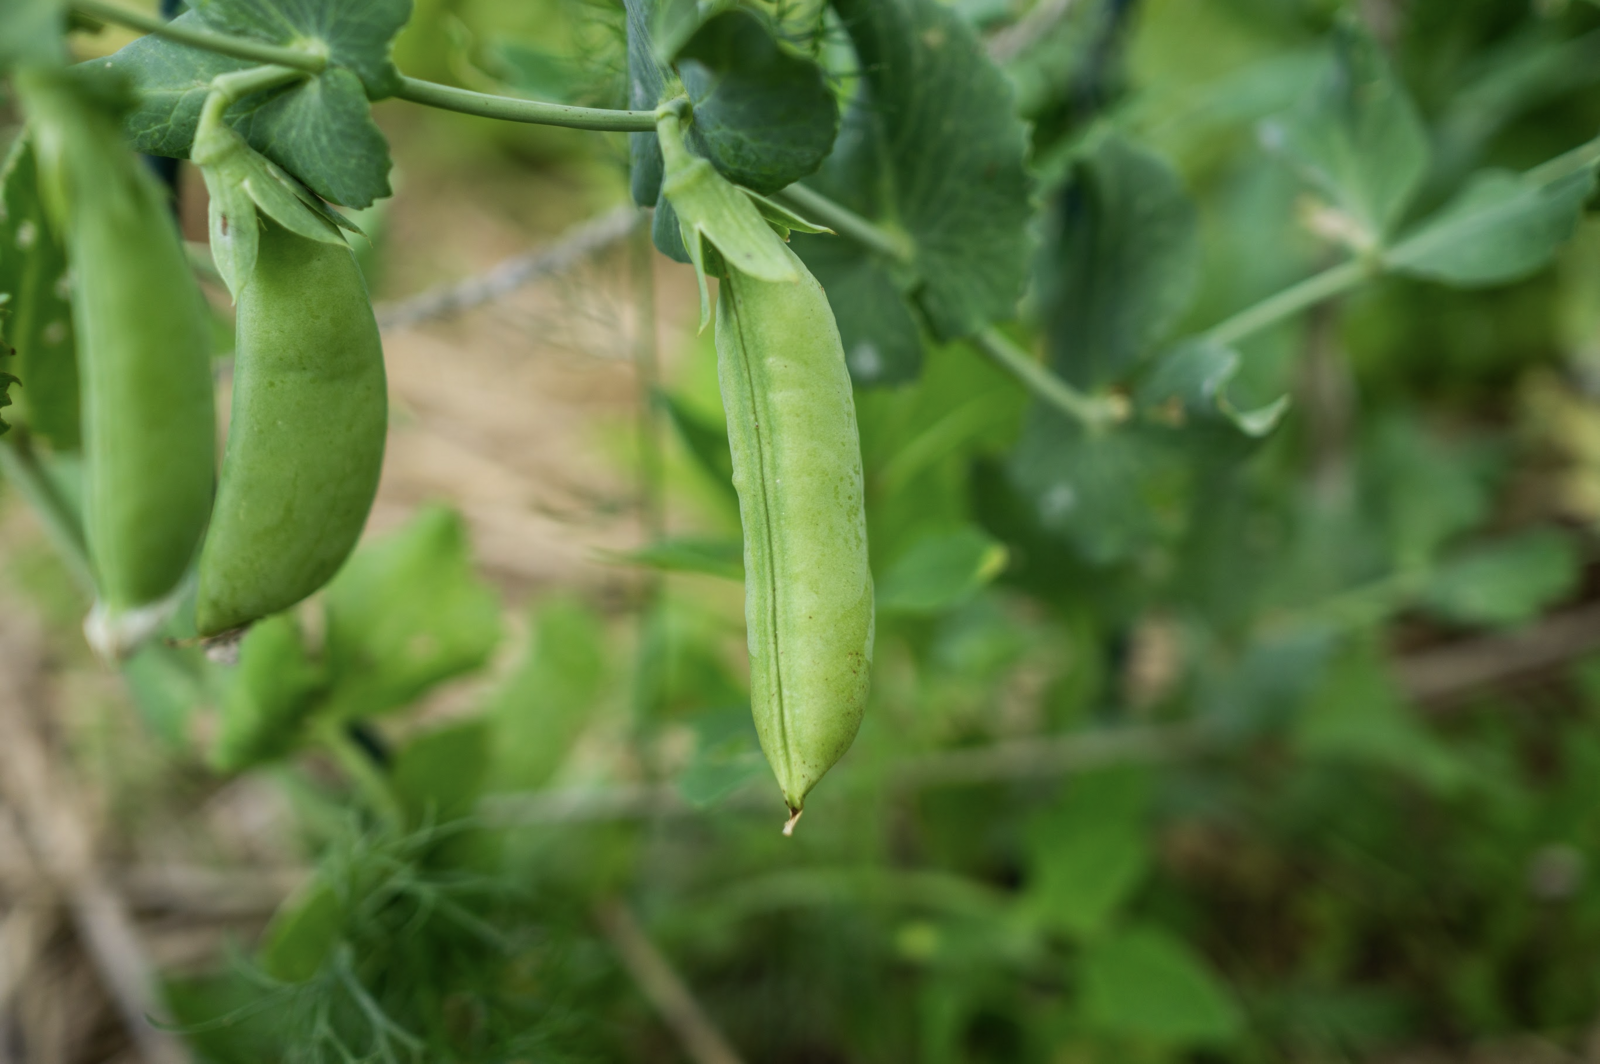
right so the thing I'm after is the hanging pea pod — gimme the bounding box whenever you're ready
[194,219,387,639]
[17,68,216,659]
[716,242,874,830]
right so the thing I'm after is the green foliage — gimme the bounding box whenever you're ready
[1077,926,1245,1048]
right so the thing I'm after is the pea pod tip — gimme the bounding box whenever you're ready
[782,807,803,837]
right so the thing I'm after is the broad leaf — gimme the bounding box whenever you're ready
[104,3,404,207]
[1043,136,1200,388]
[1388,163,1598,287]
[1024,768,1152,939]
[794,0,1033,346]
[1260,21,1427,244]
[322,506,503,720]
[676,8,837,194]
[875,527,1008,615]
[1422,528,1579,628]
[790,229,924,385]
[1139,338,1289,438]
[0,137,79,447]
[0,0,66,73]
[487,596,608,791]
[211,613,325,773]
[1078,926,1244,1047]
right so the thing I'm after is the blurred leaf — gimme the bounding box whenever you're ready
[0,0,65,73]
[1196,627,1338,738]
[1007,412,1185,565]
[121,644,208,748]
[1043,135,1200,387]
[0,136,79,447]
[1078,925,1244,1046]
[676,707,765,808]
[674,8,838,194]
[876,527,1008,615]
[1139,338,1289,438]
[1293,644,1468,794]
[1389,163,1598,288]
[1422,528,1579,628]
[105,4,404,207]
[655,389,736,505]
[323,506,502,720]
[608,535,743,580]
[793,0,1034,344]
[260,879,341,983]
[393,719,491,826]
[1364,415,1491,570]
[211,614,325,772]
[481,40,584,103]
[487,596,607,791]
[791,230,924,386]
[1260,21,1427,244]
[1025,768,1152,939]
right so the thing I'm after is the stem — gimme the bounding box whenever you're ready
[202,64,307,122]
[772,183,915,264]
[972,327,1127,429]
[0,434,93,593]
[394,75,658,132]
[71,0,327,73]
[316,719,405,828]
[1201,258,1372,350]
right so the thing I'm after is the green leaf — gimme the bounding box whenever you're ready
[322,506,503,720]
[675,707,765,808]
[1007,412,1185,565]
[1260,21,1428,244]
[260,879,341,983]
[625,0,672,207]
[1042,136,1200,388]
[0,0,66,73]
[794,0,1034,344]
[1024,768,1152,939]
[211,613,325,772]
[1138,338,1289,438]
[1078,926,1244,1047]
[120,644,208,748]
[393,719,492,825]
[1422,528,1579,629]
[487,596,607,791]
[1388,163,1598,287]
[0,136,79,447]
[1292,643,1467,794]
[675,9,838,195]
[789,230,923,385]
[875,527,1008,615]
[607,535,744,580]
[104,7,402,207]
[1364,414,1491,571]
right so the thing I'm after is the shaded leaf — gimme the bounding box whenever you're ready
[875,527,1008,615]
[1260,21,1427,243]
[1043,136,1200,387]
[1422,528,1579,629]
[323,506,502,720]
[1024,768,1152,939]
[393,720,492,825]
[1078,926,1245,1046]
[1139,337,1289,438]
[0,137,79,447]
[795,226,924,386]
[212,614,325,772]
[487,596,607,791]
[1389,163,1598,287]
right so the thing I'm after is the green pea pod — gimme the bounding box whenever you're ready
[716,244,874,829]
[17,69,216,659]
[195,220,387,637]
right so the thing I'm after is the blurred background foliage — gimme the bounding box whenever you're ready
[7,0,1600,1061]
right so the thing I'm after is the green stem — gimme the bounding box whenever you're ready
[973,327,1127,430]
[71,0,327,73]
[1524,131,1600,186]
[772,183,914,264]
[316,719,405,828]
[1201,258,1372,349]
[394,75,659,132]
[0,434,94,594]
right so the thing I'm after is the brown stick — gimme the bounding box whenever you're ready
[0,608,188,1064]
[1396,601,1600,709]
[594,899,746,1064]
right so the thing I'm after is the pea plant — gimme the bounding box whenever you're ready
[4,0,1600,1059]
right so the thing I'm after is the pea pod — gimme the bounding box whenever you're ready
[17,70,216,658]
[716,243,874,828]
[195,220,387,637]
